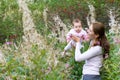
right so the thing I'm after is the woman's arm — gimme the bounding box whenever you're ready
[75,42,102,62]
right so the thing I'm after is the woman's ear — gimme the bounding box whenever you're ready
[95,34,99,39]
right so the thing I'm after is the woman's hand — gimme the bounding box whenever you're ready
[71,35,80,42]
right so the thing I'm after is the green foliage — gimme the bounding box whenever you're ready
[68,57,84,80]
[100,32,120,80]
[30,48,48,79]
[0,0,120,80]
[0,44,48,80]
[68,42,89,80]
[47,0,89,22]
[0,0,23,43]
[101,44,120,80]
[45,67,64,80]
[0,52,29,79]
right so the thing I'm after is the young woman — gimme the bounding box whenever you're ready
[71,22,110,80]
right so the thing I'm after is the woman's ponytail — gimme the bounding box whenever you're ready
[92,22,110,59]
[99,35,110,59]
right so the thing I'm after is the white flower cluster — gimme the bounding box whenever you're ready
[108,8,120,55]
[108,8,120,44]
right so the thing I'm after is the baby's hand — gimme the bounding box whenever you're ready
[71,35,80,42]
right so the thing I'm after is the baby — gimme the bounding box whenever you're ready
[63,18,88,55]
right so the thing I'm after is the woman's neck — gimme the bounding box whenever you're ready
[91,39,100,47]
[93,39,98,42]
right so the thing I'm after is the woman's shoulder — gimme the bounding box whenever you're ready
[93,45,102,49]
[90,46,102,53]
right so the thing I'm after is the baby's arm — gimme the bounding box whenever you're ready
[81,30,89,42]
[66,29,74,43]
[66,34,72,43]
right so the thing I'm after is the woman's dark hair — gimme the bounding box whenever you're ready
[92,22,110,59]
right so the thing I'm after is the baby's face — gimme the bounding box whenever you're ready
[73,23,82,33]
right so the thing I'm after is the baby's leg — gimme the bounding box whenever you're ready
[64,40,72,51]
[62,40,77,56]
[71,40,84,49]
[62,40,73,56]
[71,40,76,47]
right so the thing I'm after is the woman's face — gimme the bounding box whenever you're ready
[87,24,97,40]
